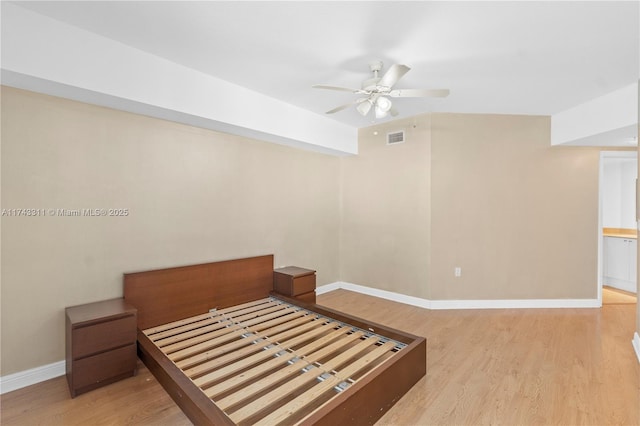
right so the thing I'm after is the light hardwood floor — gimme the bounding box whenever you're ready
[602,286,637,305]
[2,290,638,425]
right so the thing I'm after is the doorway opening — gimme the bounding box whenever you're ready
[598,151,638,305]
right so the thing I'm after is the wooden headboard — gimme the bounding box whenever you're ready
[124,254,274,329]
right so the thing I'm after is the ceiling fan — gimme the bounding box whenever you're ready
[313,61,449,119]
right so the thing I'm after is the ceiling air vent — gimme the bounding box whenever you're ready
[387,130,405,145]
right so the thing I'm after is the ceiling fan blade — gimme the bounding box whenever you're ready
[312,84,361,93]
[325,101,357,114]
[325,98,369,114]
[377,64,410,88]
[389,88,450,98]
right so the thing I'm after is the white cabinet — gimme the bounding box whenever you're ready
[603,236,637,293]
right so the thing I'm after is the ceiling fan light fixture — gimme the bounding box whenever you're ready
[374,96,392,119]
[375,107,388,119]
[376,96,392,112]
[376,108,389,118]
[356,100,373,116]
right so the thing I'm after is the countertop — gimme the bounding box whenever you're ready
[602,227,637,239]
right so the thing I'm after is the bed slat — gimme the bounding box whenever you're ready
[206,328,365,402]
[193,322,343,389]
[184,318,330,379]
[253,341,397,426]
[143,298,273,337]
[224,335,382,422]
[148,300,283,344]
[175,315,316,369]
[159,305,299,353]
[169,307,308,361]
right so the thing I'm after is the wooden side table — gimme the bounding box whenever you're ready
[273,266,316,303]
[65,298,137,397]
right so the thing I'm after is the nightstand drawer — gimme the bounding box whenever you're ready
[274,267,316,297]
[73,315,137,359]
[72,344,137,390]
[66,298,138,397]
[275,273,316,296]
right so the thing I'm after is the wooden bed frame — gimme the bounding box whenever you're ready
[123,254,426,425]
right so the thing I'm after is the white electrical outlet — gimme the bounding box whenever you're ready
[454,267,462,277]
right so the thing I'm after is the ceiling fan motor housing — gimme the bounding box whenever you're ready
[362,77,382,91]
[362,60,384,91]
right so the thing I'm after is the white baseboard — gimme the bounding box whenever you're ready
[633,332,640,364]
[430,298,601,309]
[315,281,342,295]
[319,281,432,308]
[0,284,619,394]
[0,360,65,394]
[317,281,601,309]
[603,277,637,294]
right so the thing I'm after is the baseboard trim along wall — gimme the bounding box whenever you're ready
[603,277,637,294]
[317,281,601,309]
[0,283,622,394]
[0,360,65,395]
[633,332,640,364]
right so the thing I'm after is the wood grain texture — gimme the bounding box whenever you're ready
[321,290,640,426]
[603,286,637,305]
[603,227,638,238]
[3,289,638,425]
[124,254,274,329]
[125,255,425,425]
[139,292,424,425]
[65,299,138,397]
[1,359,191,426]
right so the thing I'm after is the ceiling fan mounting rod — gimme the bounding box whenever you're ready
[362,60,384,91]
[368,60,383,79]
[369,60,383,72]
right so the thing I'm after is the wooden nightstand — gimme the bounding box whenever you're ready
[273,266,316,303]
[65,298,137,397]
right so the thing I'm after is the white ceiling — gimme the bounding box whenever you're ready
[12,1,639,129]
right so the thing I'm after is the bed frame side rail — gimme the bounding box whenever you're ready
[137,329,234,425]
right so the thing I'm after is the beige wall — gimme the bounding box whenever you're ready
[430,113,601,299]
[2,87,632,375]
[341,113,604,302]
[0,87,341,375]
[340,117,431,298]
